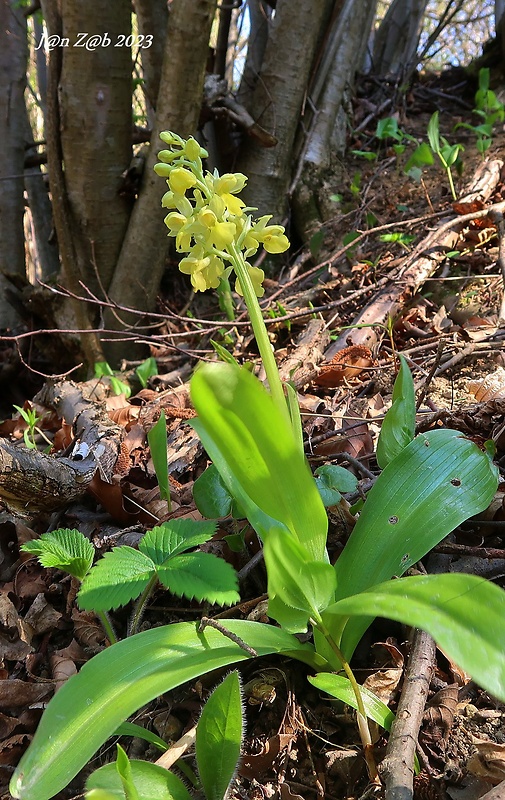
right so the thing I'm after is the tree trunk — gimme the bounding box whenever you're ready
[372,0,429,79]
[291,0,377,240]
[59,0,132,295]
[134,0,168,113]
[103,0,217,366]
[236,0,272,109]
[0,0,27,329]
[237,0,335,222]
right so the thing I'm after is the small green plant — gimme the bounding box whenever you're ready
[379,231,416,252]
[147,409,171,508]
[94,361,131,398]
[135,356,158,389]
[13,404,52,450]
[455,68,505,156]
[22,520,239,638]
[426,111,464,200]
[85,671,243,800]
[11,134,505,800]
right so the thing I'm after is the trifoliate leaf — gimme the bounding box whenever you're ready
[157,552,239,606]
[21,529,94,581]
[78,547,155,611]
[140,519,217,564]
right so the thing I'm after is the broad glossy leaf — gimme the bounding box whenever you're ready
[190,363,327,561]
[140,520,217,562]
[10,621,323,800]
[427,111,440,153]
[158,552,240,606]
[264,529,337,633]
[332,428,498,658]
[376,355,415,468]
[308,674,395,731]
[85,758,191,800]
[196,671,243,800]
[326,574,505,702]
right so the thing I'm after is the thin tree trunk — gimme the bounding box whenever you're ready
[103,0,218,366]
[372,0,428,80]
[237,0,334,222]
[134,0,168,112]
[291,0,376,239]
[0,0,27,329]
[59,0,132,294]
[236,0,271,109]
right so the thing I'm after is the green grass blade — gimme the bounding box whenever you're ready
[10,622,320,800]
[308,674,395,731]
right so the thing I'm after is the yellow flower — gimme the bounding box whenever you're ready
[179,247,224,292]
[207,221,236,249]
[164,212,187,236]
[235,264,265,298]
[214,173,247,195]
[248,215,290,254]
[169,168,197,195]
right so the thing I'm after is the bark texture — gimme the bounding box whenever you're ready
[59,0,132,293]
[0,0,27,329]
[237,0,334,221]
[103,0,217,365]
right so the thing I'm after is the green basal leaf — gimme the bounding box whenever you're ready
[109,376,131,399]
[264,528,337,633]
[193,464,234,518]
[403,142,434,172]
[114,722,167,751]
[78,547,155,611]
[10,621,322,800]
[140,520,217,562]
[427,111,440,154]
[86,757,191,800]
[375,117,402,141]
[147,410,170,504]
[376,355,416,469]
[196,671,243,800]
[190,363,327,561]
[157,552,240,606]
[135,357,158,389]
[115,745,139,800]
[331,428,498,659]
[314,465,358,507]
[326,574,505,702]
[210,339,240,366]
[308,674,395,731]
[94,361,114,378]
[21,529,94,581]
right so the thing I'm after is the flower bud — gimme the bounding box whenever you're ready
[154,163,172,177]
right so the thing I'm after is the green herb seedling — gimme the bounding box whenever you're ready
[21,529,117,645]
[379,232,416,251]
[135,357,158,389]
[147,410,171,508]
[13,405,52,451]
[454,68,504,157]
[94,361,131,398]
[77,519,240,634]
[427,111,464,200]
[85,671,243,800]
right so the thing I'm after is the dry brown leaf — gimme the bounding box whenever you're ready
[467,738,505,784]
[315,345,373,388]
[24,593,61,637]
[0,679,54,709]
[50,653,78,691]
[467,368,505,402]
[71,609,108,652]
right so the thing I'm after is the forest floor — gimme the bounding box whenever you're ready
[2,69,505,800]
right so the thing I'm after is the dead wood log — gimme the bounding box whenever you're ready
[0,381,124,517]
[278,318,330,388]
[325,157,505,358]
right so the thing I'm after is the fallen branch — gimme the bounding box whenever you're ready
[380,629,436,800]
[325,157,505,358]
